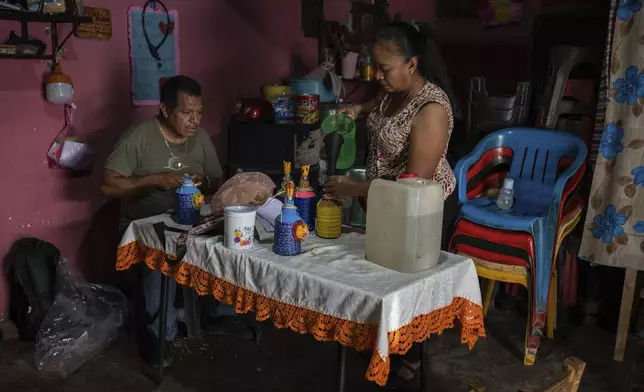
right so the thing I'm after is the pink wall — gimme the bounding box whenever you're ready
[0,1,435,315]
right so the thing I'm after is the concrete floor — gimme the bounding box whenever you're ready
[0,309,638,392]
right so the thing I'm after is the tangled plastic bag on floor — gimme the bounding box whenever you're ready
[34,257,127,378]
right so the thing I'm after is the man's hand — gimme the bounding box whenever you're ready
[190,173,204,185]
[191,174,220,195]
[152,172,184,190]
[102,170,187,198]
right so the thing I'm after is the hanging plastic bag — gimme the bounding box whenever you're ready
[46,103,94,172]
[34,257,127,378]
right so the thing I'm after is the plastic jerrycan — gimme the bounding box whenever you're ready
[365,174,444,273]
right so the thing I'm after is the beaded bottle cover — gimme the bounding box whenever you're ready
[294,164,317,231]
[276,160,292,202]
[176,175,205,225]
[316,195,342,239]
[273,180,309,256]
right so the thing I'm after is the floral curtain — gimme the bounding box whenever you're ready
[579,0,644,268]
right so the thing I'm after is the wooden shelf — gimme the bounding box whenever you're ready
[0,10,92,62]
[0,10,91,24]
[0,52,57,60]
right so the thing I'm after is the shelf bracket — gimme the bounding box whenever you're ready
[56,22,82,52]
[20,20,29,41]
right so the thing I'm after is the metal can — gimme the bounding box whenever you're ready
[361,64,374,81]
[295,94,320,124]
[361,54,374,81]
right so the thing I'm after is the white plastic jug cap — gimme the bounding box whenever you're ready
[502,178,514,189]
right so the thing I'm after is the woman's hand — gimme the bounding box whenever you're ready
[324,175,367,198]
[338,104,362,120]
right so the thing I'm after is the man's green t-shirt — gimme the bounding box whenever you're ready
[105,117,222,231]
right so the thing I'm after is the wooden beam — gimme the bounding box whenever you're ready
[615,268,638,361]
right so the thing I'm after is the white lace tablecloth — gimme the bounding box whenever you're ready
[118,213,484,385]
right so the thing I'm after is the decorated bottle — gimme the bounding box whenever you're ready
[316,130,344,239]
[273,180,309,256]
[276,160,293,202]
[175,175,205,225]
[294,164,316,231]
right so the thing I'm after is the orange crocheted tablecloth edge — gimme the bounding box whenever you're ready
[116,241,486,386]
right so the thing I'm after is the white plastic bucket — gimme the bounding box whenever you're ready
[224,205,257,250]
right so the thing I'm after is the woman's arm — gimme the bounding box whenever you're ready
[324,177,371,198]
[358,100,376,116]
[341,100,376,119]
[407,103,450,179]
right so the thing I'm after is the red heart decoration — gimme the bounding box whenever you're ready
[158,21,175,35]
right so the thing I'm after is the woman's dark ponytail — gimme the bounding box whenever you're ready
[416,22,460,116]
[375,21,460,117]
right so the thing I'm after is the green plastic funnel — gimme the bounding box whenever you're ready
[321,113,356,170]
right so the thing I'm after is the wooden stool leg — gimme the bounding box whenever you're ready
[615,268,638,361]
[482,279,496,316]
[547,268,557,339]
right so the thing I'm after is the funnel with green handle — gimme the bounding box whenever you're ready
[321,113,355,170]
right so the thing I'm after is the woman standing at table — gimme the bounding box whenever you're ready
[324,21,458,386]
[325,21,459,247]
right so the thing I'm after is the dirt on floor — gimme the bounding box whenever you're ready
[0,309,638,392]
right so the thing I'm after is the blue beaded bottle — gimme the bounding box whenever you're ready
[175,175,204,225]
[273,180,309,256]
[294,164,316,231]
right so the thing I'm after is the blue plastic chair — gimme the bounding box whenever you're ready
[454,128,586,338]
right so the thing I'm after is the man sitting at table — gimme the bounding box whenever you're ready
[101,75,252,368]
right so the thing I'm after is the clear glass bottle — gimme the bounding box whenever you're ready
[496,178,515,210]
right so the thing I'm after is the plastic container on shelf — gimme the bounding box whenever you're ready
[289,79,337,103]
[271,88,295,124]
[262,84,290,101]
[365,174,445,273]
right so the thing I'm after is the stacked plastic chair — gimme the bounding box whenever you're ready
[450,77,532,173]
[450,128,586,365]
[467,77,532,143]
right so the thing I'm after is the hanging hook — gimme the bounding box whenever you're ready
[151,0,156,10]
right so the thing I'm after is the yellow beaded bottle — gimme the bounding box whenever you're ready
[316,130,345,239]
[316,196,342,239]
